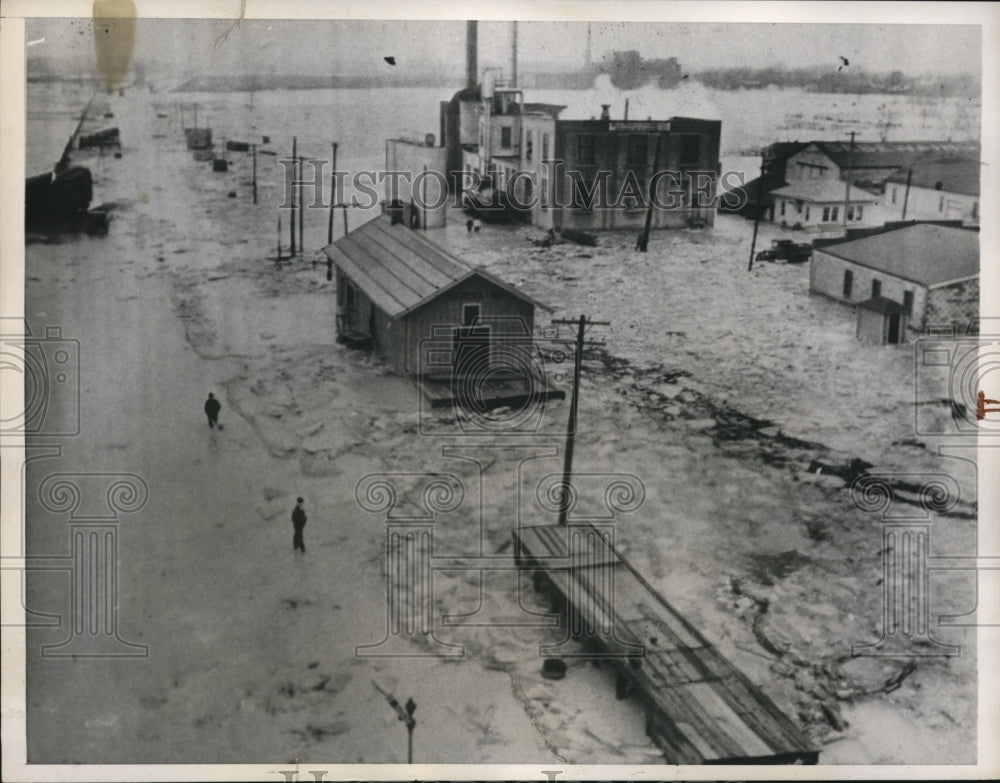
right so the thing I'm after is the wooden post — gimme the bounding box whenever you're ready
[328,142,338,244]
[298,152,304,254]
[290,136,297,255]
[252,143,257,204]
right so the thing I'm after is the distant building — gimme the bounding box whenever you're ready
[385,137,448,228]
[449,80,721,232]
[883,159,980,226]
[783,140,979,192]
[810,223,979,339]
[771,180,880,231]
[322,215,550,376]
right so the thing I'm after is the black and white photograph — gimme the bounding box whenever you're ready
[2,1,998,779]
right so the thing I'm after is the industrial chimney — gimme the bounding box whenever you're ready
[466,20,478,90]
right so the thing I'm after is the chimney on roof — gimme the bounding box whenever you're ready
[466,21,478,90]
[600,103,611,121]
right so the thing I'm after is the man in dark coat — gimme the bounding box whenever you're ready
[204,393,221,428]
[292,497,307,553]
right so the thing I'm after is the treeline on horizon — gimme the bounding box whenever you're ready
[692,64,980,98]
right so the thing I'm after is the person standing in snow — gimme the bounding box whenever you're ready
[204,393,221,429]
[292,497,307,553]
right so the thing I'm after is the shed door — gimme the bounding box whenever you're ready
[453,325,491,375]
[887,313,901,344]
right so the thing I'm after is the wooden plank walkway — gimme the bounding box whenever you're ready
[514,523,819,765]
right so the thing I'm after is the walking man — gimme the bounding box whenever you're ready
[292,497,307,553]
[204,392,221,429]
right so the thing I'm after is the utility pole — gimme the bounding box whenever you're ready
[298,151,305,254]
[550,315,609,526]
[290,136,297,256]
[748,159,767,271]
[328,142,338,244]
[637,132,662,252]
[251,143,257,204]
[901,167,912,220]
[843,131,855,228]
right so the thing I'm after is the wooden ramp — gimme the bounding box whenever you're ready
[418,373,565,410]
[514,523,819,765]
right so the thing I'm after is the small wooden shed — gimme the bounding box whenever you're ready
[322,216,551,378]
[857,296,908,344]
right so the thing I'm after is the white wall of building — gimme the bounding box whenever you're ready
[882,182,979,225]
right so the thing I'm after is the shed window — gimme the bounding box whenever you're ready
[843,269,853,298]
[780,200,786,216]
[805,206,810,220]
[576,134,595,165]
[855,205,863,221]
[903,290,914,315]
[891,187,897,204]
[871,279,881,298]
[500,126,512,149]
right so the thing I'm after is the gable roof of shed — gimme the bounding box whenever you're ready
[322,216,551,319]
[814,223,979,288]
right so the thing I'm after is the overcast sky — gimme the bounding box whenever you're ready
[27,18,982,79]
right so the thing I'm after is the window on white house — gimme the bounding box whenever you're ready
[855,205,863,221]
[903,290,913,315]
[805,206,810,220]
[892,187,897,204]
[846,205,854,221]
[822,206,830,222]
[871,279,881,298]
[831,206,839,222]
[780,200,786,216]
[500,126,512,149]
[843,269,853,298]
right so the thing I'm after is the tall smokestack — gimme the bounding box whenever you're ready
[510,21,518,88]
[466,20,478,90]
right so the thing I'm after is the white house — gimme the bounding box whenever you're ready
[771,180,880,231]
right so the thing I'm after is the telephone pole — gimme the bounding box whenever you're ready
[843,131,855,228]
[551,315,609,526]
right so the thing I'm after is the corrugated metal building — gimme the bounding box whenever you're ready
[322,216,550,376]
[810,223,979,336]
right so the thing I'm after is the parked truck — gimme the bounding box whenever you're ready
[755,238,813,264]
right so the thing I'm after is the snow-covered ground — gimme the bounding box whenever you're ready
[22,83,978,767]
